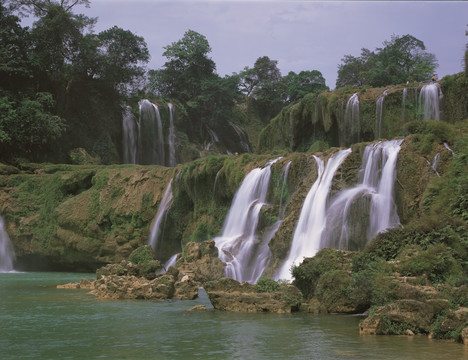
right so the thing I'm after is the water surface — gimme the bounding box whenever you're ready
[1,272,466,359]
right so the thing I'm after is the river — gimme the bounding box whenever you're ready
[1,272,466,359]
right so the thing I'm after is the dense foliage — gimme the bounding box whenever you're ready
[336,34,438,88]
[0,2,149,163]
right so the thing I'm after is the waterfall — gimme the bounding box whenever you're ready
[167,103,177,167]
[444,142,455,156]
[137,99,165,165]
[276,149,352,280]
[148,180,173,252]
[279,161,292,218]
[229,121,251,153]
[419,83,443,120]
[367,139,404,240]
[122,106,137,164]
[376,90,388,138]
[0,216,15,272]
[214,158,280,283]
[428,153,441,177]
[322,139,404,251]
[402,88,407,123]
[345,93,360,145]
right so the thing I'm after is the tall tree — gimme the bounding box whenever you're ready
[152,29,216,102]
[283,70,329,103]
[97,26,150,92]
[336,34,438,88]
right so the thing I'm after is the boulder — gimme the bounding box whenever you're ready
[172,240,226,299]
[359,299,437,335]
[461,327,468,346]
[89,273,176,300]
[204,278,302,313]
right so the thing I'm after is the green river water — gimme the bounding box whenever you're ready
[0,272,466,359]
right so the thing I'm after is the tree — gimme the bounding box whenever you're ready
[97,26,150,92]
[336,34,438,88]
[152,29,216,102]
[237,56,285,118]
[0,4,32,90]
[283,70,328,103]
[4,0,90,17]
[0,91,65,161]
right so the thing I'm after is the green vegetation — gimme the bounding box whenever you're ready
[255,276,280,293]
[336,34,438,88]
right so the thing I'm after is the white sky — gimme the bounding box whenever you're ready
[69,1,468,88]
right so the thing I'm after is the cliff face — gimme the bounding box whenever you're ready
[257,74,468,153]
[0,132,453,273]
[1,74,466,273]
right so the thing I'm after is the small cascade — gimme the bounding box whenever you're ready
[427,153,441,177]
[0,215,15,272]
[419,83,443,120]
[376,90,388,138]
[345,93,360,145]
[215,158,281,283]
[137,99,165,165]
[229,121,251,153]
[402,88,407,123]
[148,180,173,252]
[167,103,177,167]
[279,161,292,218]
[122,106,137,164]
[204,127,220,151]
[276,149,352,280]
[444,142,455,156]
[322,139,403,251]
[402,87,418,123]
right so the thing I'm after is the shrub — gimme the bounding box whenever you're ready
[398,243,463,285]
[255,276,280,293]
[129,245,154,265]
[292,248,350,298]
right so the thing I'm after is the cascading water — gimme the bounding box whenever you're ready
[122,106,137,164]
[376,90,388,138]
[0,215,15,272]
[276,149,352,280]
[322,140,404,251]
[444,142,455,156]
[148,180,173,252]
[229,121,251,153]
[215,158,280,283]
[367,139,404,240]
[402,87,418,123]
[137,99,165,165]
[427,153,441,177]
[167,103,177,167]
[419,83,443,120]
[345,93,360,145]
[279,161,292,218]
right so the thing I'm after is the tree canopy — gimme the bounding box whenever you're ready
[336,34,438,88]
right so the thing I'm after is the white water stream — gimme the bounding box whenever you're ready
[276,149,352,280]
[215,158,280,283]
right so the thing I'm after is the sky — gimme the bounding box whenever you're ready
[66,1,467,89]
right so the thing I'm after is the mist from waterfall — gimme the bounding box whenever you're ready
[276,149,352,280]
[214,158,280,283]
[0,215,15,272]
[148,180,173,252]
